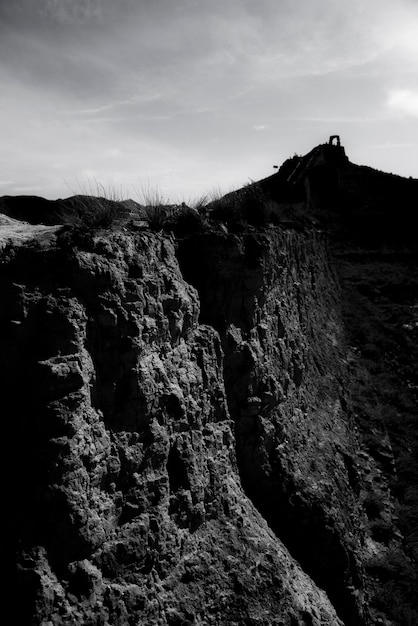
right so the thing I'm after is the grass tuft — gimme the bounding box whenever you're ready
[207,183,279,230]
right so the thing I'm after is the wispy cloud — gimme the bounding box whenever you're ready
[66,92,163,116]
[372,141,418,150]
[297,116,385,124]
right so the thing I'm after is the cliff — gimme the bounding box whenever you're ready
[1,142,417,625]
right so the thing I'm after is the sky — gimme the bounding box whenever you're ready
[1,0,418,202]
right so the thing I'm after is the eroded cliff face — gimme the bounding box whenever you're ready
[177,226,418,626]
[1,227,346,625]
[177,229,366,626]
[1,202,416,625]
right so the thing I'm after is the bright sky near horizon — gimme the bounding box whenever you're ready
[1,0,418,202]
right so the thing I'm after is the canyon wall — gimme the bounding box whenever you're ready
[1,205,416,624]
[0,226,344,625]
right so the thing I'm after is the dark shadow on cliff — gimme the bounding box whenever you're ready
[176,227,365,626]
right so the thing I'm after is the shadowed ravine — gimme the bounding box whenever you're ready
[177,229,366,626]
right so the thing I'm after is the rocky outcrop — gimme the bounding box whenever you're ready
[1,227,344,625]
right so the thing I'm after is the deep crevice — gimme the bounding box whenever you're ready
[227,371,363,626]
[167,445,190,492]
[175,231,365,626]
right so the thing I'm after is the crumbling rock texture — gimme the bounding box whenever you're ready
[177,229,366,626]
[2,145,418,625]
[1,229,344,625]
[177,226,418,625]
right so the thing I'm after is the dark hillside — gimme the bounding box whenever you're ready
[238,141,418,247]
[0,194,138,226]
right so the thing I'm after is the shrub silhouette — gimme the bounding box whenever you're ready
[207,184,279,230]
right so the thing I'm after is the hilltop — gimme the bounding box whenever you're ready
[1,136,418,246]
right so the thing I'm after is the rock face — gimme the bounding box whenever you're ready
[177,229,365,625]
[1,145,418,625]
[1,229,344,625]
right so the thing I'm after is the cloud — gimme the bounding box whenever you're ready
[0,0,125,25]
[1,0,418,199]
[38,0,106,24]
[67,92,163,117]
[387,89,418,117]
[1,0,404,113]
[371,0,418,60]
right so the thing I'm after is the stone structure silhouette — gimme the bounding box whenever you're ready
[329,135,341,146]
